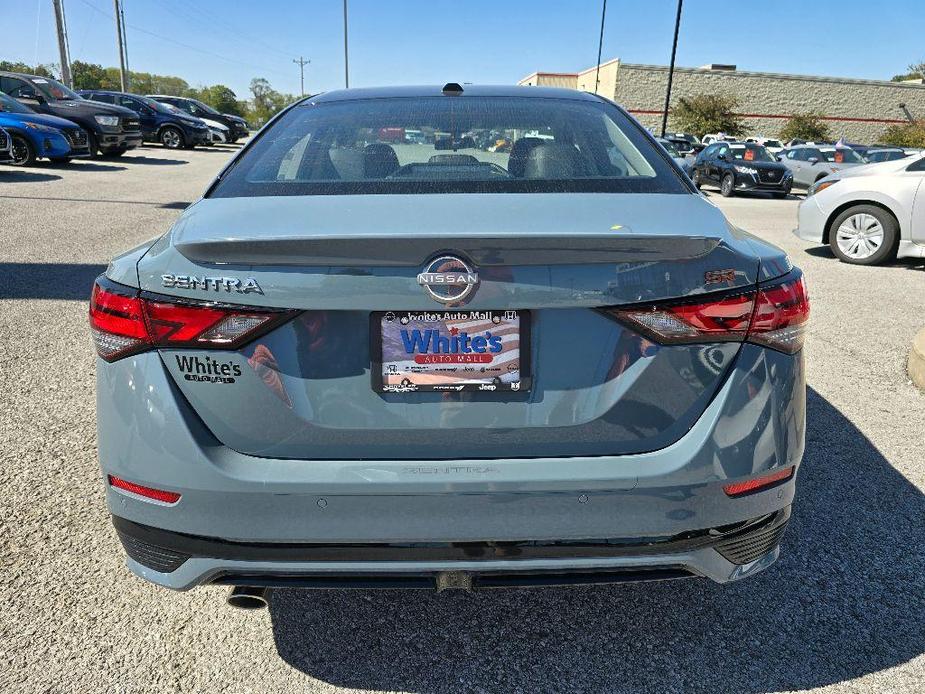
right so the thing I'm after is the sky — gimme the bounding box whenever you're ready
[4,0,924,99]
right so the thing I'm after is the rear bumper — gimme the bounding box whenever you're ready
[98,343,805,589]
[113,508,791,589]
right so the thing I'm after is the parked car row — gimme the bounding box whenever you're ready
[688,140,917,198]
[0,70,248,166]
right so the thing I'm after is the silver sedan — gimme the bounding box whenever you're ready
[794,154,925,263]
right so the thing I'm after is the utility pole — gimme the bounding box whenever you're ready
[51,0,72,87]
[293,56,310,97]
[594,0,607,95]
[343,0,349,88]
[660,0,684,137]
[118,0,130,89]
[113,0,128,91]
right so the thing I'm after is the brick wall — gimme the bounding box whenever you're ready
[520,61,925,143]
[614,64,925,143]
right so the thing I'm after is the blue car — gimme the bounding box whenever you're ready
[0,91,90,165]
[78,90,212,149]
[0,127,12,163]
[91,85,808,604]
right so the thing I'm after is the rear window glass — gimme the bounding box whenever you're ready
[210,95,688,197]
[729,144,774,162]
[821,148,864,164]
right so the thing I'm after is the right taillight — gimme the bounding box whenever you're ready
[606,270,809,354]
[89,276,297,362]
[747,273,809,354]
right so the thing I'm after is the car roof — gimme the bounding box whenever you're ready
[81,89,135,96]
[305,84,599,104]
[0,71,46,80]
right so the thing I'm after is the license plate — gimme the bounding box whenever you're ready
[372,310,530,393]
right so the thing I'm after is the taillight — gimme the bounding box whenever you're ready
[606,270,809,354]
[747,274,810,354]
[90,281,149,361]
[89,276,295,362]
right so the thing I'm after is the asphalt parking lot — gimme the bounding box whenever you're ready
[2,146,923,693]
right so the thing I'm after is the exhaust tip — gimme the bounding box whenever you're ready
[227,586,269,610]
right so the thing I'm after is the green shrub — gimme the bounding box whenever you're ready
[671,94,745,139]
[779,113,830,143]
[880,121,925,147]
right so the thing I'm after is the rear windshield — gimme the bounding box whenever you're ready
[657,139,681,156]
[729,144,775,162]
[821,148,864,164]
[209,95,688,197]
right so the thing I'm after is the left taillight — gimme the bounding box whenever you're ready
[89,276,295,362]
[605,270,809,355]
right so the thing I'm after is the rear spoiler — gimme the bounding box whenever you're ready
[175,235,721,267]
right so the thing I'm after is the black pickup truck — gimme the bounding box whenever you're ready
[0,72,143,157]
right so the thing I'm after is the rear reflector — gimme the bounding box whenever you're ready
[723,466,794,497]
[108,475,181,504]
[606,270,809,354]
[89,276,296,362]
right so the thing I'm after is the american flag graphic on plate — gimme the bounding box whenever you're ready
[378,310,526,392]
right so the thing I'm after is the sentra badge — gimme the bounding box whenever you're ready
[416,255,478,304]
[161,274,262,294]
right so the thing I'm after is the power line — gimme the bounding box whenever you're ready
[71,0,291,79]
[160,0,299,62]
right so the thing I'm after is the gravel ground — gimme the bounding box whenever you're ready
[1,148,923,694]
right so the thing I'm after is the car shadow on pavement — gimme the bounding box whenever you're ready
[0,171,62,183]
[0,263,105,300]
[41,161,127,173]
[803,246,925,270]
[804,246,836,258]
[121,156,189,166]
[268,387,924,693]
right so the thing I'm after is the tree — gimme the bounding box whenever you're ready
[193,85,243,116]
[248,77,297,126]
[71,61,117,90]
[779,113,830,143]
[880,121,925,147]
[0,61,57,78]
[891,61,925,82]
[670,94,744,139]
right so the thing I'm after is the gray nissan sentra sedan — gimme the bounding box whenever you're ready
[90,84,808,604]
